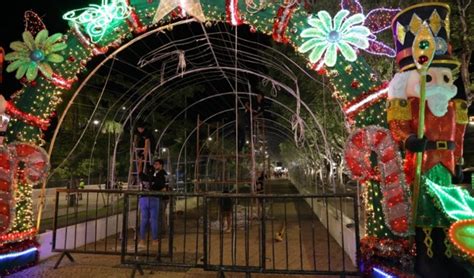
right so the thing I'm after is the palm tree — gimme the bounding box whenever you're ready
[102,120,124,189]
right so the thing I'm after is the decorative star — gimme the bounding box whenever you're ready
[153,0,206,23]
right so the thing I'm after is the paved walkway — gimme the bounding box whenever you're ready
[8,253,354,278]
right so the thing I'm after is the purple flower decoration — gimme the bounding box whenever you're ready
[341,0,400,58]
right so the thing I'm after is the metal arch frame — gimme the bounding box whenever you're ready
[116,67,333,166]
[153,92,322,156]
[172,110,309,191]
[198,123,304,191]
[48,29,339,181]
[40,20,343,229]
[38,19,197,230]
[198,117,311,170]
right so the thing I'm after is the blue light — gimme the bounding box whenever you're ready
[0,247,37,261]
[327,31,341,43]
[373,267,395,278]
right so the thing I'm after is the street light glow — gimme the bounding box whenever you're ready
[93,120,100,125]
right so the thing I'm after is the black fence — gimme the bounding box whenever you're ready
[52,189,360,277]
[120,192,206,272]
[51,189,135,268]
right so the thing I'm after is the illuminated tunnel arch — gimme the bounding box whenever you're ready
[6,0,391,146]
[2,0,399,233]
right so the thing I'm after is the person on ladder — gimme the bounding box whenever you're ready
[134,121,155,176]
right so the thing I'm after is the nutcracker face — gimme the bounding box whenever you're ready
[405,67,457,117]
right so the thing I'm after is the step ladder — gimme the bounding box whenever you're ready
[127,146,152,190]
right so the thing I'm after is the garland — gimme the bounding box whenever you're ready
[360,236,415,278]
[272,1,298,43]
[343,82,389,120]
[5,102,50,130]
[125,0,147,33]
[0,239,39,276]
[0,235,40,254]
[0,143,48,244]
[0,146,14,236]
[226,0,243,26]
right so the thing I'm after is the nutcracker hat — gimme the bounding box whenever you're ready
[391,3,460,72]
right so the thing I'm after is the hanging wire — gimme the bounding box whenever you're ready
[49,23,344,195]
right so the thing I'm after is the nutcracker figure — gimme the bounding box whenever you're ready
[387,3,470,277]
[0,48,9,145]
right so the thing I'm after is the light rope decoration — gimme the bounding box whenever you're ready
[63,0,132,43]
[245,0,268,14]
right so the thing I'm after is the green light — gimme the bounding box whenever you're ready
[299,9,370,67]
[63,0,131,43]
[5,30,66,81]
[426,178,474,221]
[419,40,430,50]
[454,225,474,250]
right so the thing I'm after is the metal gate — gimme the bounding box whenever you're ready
[52,190,360,277]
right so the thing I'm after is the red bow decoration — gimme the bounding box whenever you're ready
[5,101,50,130]
[0,143,49,235]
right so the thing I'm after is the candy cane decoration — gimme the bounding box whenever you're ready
[0,143,49,237]
[344,126,411,236]
[0,146,14,235]
[9,143,49,184]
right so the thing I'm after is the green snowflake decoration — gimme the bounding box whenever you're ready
[5,30,67,81]
[298,10,371,67]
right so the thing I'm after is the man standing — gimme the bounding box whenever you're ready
[138,159,167,248]
[387,3,469,277]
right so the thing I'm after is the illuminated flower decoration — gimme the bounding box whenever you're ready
[5,30,66,81]
[299,0,400,67]
[299,10,371,67]
[341,0,400,57]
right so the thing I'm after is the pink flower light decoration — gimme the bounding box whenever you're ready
[341,0,400,58]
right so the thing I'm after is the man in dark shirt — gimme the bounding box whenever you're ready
[134,122,155,174]
[138,159,167,248]
[149,159,167,191]
[220,189,233,232]
[237,102,251,153]
[256,171,265,193]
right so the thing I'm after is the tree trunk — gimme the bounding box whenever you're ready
[457,0,472,107]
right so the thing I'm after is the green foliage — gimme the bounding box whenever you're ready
[101,120,124,135]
